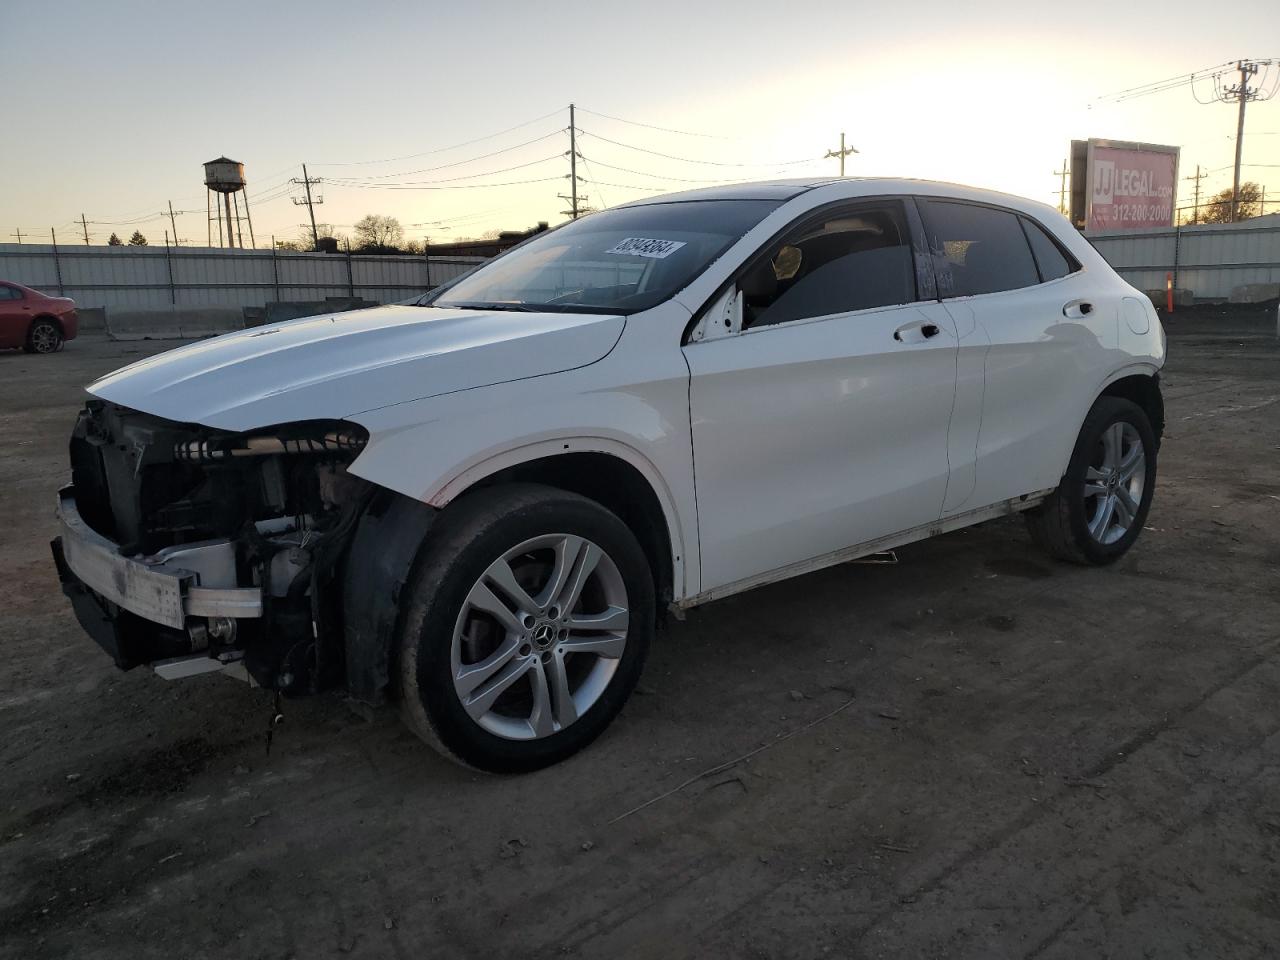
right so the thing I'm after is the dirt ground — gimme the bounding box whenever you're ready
[2,310,1278,960]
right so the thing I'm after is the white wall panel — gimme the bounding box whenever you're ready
[0,244,485,311]
[1087,215,1280,297]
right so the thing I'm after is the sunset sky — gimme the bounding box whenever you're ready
[4,0,1279,246]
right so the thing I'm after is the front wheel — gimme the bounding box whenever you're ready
[397,484,653,772]
[1026,396,1157,565]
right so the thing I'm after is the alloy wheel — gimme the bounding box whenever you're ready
[450,534,630,740]
[1083,421,1146,545]
[31,322,61,353]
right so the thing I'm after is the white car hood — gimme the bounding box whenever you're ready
[87,305,626,431]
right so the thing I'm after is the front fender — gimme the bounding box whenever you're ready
[345,320,699,598]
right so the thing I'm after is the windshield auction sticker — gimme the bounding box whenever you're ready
[605,237,687,259]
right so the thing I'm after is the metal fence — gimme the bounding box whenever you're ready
[1086,214,1280,299]
[0,243,486,311]
[6,216,1279,310]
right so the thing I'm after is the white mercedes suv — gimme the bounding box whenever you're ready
[53,179,1165,771]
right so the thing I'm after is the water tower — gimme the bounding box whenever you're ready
[204,157,256,249]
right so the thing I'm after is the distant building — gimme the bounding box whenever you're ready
[427,223,549,258]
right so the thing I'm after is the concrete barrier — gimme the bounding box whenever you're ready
[1229,283,1280,304]
[1144,288,1194,308]
[262,298,379,327]
[106,307,244,341]
[75,307,107,333]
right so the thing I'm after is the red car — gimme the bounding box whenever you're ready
[0,281,78,353]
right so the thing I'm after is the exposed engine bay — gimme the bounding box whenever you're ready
[56,399,374,694]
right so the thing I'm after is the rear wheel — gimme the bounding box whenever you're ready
[1026,397,1156,565]
[24,318,63,354]
[397,483,653,772]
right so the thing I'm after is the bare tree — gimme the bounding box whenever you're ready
[296,223,343,251]
[353,214,405,251]
[1195,182,1263,223]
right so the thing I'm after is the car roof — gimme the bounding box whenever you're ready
[615,177,1060,219]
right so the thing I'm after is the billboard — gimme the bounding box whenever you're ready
[1069,139,1179,232]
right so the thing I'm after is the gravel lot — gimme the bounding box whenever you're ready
[2,309,1278,960]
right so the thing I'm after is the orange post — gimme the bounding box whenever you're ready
[1166,272,1174,313]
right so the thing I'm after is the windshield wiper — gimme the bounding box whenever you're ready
[439,301,541,313]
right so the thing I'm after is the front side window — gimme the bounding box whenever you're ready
[739,201,917,328]
[431,199,782,315]
[920,200,1039,298]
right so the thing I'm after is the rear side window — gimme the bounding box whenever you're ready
[920,200,1039,298]
[741,201,917,328]
[1020,216,1078,282]
[0,286,19,300]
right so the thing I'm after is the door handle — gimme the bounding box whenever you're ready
[1063,300,1094,319]
[894,321,941,343]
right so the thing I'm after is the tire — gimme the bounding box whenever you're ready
[397,483,654,772]
[1026,396,1157,565]
[24,318,63,354]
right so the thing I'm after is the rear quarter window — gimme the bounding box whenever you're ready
[1020,216,1079,282]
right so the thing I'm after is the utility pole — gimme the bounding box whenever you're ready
[167,201,180,246]
[80,214,90,245]
[10,228,26,244]
[565,104,576,218]
[292,164,323,248]
[558,104,589,219]
[1229,61,1254,222]
[1184,165,1208,223]
[824,132,859,177]
[570,104,579,218]
[1217,60,1269,222]
[1053,160,1070,214]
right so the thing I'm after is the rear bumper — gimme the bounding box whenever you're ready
[60,310,78,341]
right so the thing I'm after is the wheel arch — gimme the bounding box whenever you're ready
[433,440,683,613]
[29,314,66,337]
[341,442,683,707]
[1096,366,1165,445]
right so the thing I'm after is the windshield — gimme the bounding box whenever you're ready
[431,199,782,314]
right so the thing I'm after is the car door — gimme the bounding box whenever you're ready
[0,284,27,349]
[682,198,959,593]
[917,200,1112,513]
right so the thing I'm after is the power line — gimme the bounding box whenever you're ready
[576,129,820,168]
[326,175,566,192]
[576,177,669,193]
[575,106,729,140]
[312,108,566,166]
[327,154,564,187]
[572,157,740,184]
[578,153,608,209]
[1094,60,1240,103]
[324,130,566,182]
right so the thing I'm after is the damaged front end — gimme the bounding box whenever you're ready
[52,399,372,695]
